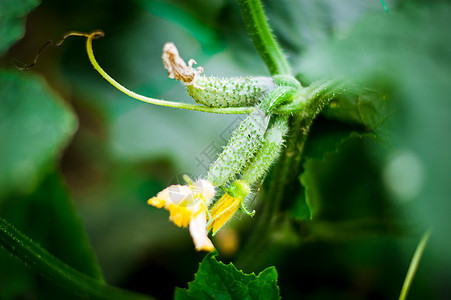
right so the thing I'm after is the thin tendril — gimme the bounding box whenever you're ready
[16,31,98,70]
[85,31,254,115]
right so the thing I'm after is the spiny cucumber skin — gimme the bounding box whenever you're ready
[187,76,275,108]
[207,108,270,186]
[242,116,289,185]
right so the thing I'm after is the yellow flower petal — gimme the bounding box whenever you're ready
[207,193,241,234]
[168,204,192,228]
[147,196,166,208]
[146,178,216,250]
[147,184,194,209]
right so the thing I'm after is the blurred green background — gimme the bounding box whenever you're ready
[1,0,450,299]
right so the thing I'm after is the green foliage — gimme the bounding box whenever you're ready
[301,133,389,221]
[175,252,280,300]
[0,70,101,298]
[0,71,77,198]
[132,0,224,54]
[323,86,399,134]
[0,216,154,300]
[300,0,451,255]
[290,121,362,221]
[0,0,450,299]
[0,0,40,56]
[262,0,382,62]
[0,172,106,299]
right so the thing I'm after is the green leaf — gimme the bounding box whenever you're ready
[132,0,225,54]
[262,0,383,71]
[0,71,77,198]
[175,252,280,300]
[299,2,451,84]
[290,120,361,221]
[0,216,154,300]
[0,70,91,299]
[318,83,402,147]
[0,0,40,56]
[299,1,451,258]
[300,132,390,222]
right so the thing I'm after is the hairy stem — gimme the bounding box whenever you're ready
[238,0,291,76]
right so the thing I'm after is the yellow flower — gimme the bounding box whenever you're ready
[208,180,251,235]
[148,177,215,252]
[208,193,241,234]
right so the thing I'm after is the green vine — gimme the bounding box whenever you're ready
[237,0,291,76]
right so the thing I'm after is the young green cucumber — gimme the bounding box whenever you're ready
[241,115,289,184]
[186,76,275,108]
[207,107,270,186]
